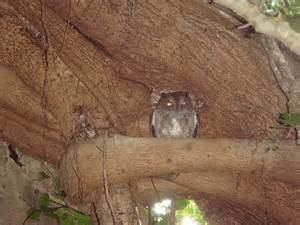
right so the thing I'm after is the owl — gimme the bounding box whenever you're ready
[150,91,199,138]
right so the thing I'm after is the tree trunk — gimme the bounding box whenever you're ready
[0,1,299,224]
[0,0,286,163]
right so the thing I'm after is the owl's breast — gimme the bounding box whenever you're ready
[151,110,198,138]
[161,118,182,137]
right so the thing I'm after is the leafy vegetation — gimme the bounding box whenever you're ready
[176,200,207,225]
[24,193,92,225]
[23,170,92,225]
[260,0,300,31]
[262,0,300,17]
[279,113,300,127]
[151,199,207,225]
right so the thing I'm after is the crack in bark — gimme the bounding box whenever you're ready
[70,20,113,59]
[118,76,152,93]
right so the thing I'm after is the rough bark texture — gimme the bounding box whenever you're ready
[96,184,139,225]
[60,137,300,224]
[0,0,287,165]
[61,137,300,193]
[0,0,299,224]
[195,195,282,225]
[262,36,300,144]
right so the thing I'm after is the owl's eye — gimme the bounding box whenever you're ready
[166,102,174,107]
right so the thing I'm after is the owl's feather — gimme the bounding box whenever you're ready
[149,111,156,137]
[193,113,200,137]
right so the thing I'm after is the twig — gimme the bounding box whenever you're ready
[92,202,101,225]
[39,0,49,67]
[54,0,72,62]
[71,149,84,202]
[150,177,161,202]
[48,199,84,214]
[42,164,61,196]
[261,36,292,111]
[22,214,31,225]
[39,0,50,158]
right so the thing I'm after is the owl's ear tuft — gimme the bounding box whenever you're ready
[151,91,162,105]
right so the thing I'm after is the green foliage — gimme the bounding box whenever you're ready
[150,199,207,225]
[24,170,92,225]
[39,193,50,209]
[260,0,300,31]
[175,199,189,210]
[57,209,92,225]
[27,209,42,220]
[279,113,300,127]
[43,208,58,219]
[286,15,300,32]
[263,0,300,17]
[24,193,92,225]
[176,200,207,225]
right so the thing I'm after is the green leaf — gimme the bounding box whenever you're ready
[159,215,168,225]
[287,15,300,32]
[72,212,93,225]
[176,199,189,210]
[176,200,208,225]
[38,171,50,180]
[57,208,92,225]
[28,209,42,220]
[280,113,300,127]
[39,193,50,209]
[58,211,73,225]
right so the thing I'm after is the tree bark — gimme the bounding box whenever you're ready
[0,0,287,165]
[61,137,299,192]
[96,184,139,225]
[135,177,300,225]
[0,1,299,224]
[60,136,300,224]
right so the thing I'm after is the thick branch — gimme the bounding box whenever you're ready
[60,137,299,200]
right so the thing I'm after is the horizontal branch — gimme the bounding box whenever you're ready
[60,136,300,202]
